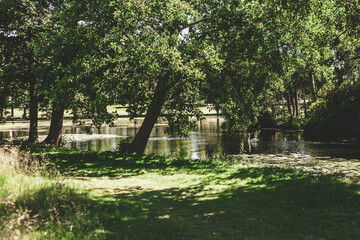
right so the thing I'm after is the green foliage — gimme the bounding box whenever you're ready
[2,0,360,142]
[109,0,217,135]
[116,137,133,153]
[305,81,360,140]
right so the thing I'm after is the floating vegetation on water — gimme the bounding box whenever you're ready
[230,153,360,179]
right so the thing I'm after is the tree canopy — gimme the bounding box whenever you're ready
[1,0,359,152]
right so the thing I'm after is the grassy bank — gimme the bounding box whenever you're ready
[1,145,360,239]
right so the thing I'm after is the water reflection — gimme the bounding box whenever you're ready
[1,117,360,160]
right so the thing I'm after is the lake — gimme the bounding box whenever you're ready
[1,117,360,160]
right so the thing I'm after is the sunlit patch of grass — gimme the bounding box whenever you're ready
[0,175,7,197]
[2,144,360,239]
[73,167,360,239]
[0,145,104,239]
[59,163,360,239]
[0,178,101,239]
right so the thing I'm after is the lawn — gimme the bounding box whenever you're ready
[1,145,360,239]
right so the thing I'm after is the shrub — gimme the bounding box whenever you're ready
[304,81,360,141]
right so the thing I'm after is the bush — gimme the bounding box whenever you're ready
[304,81,360,141]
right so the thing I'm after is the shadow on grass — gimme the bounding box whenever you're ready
[90,167,360,240]
[45,151,227,177]
[4,164,360,239]
[24,148,360,239]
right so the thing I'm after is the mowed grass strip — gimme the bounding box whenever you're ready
[1,146,360,239]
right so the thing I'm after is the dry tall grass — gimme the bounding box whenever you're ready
[0,145,47,238]
[0,145,37,174]
[0,145,93,239]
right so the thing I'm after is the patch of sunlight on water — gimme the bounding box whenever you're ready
[1,117,360,162]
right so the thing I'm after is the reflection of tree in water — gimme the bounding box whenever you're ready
[0,130,28,138]
[219,134,243,155]
[2,119,360,159]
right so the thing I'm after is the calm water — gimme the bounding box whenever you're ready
[1,117,360,159]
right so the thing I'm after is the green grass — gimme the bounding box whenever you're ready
[1,145,360,239]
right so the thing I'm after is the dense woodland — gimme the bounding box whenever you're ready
[1,0,360,154]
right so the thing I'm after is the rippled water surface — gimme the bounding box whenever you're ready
[1,117,360,160]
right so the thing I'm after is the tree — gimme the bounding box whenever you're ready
[99,0,221,154]
[40,0,117,145]
[3,0,359,149]
[203,0,350,130]
[0,0,52,142]
[195,0,285,131]
[304,0,360,140]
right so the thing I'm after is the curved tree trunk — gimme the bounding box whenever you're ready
[28,77,38,143]
[42,103,65,146]
[129,78,168,155]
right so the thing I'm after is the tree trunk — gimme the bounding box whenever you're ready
[284,93,292,116]
[23,107,27,119]
[310,70,317,102]
[284,92,294,123]
[129,78,168,155]
[72,107,78,123]
[289,89,296,117]
[42,103,65,146]
[294,87,299,117]
[10,99,14,118]
[28,78,39,143]
[0,93,6,118]
[302,84,307,118]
